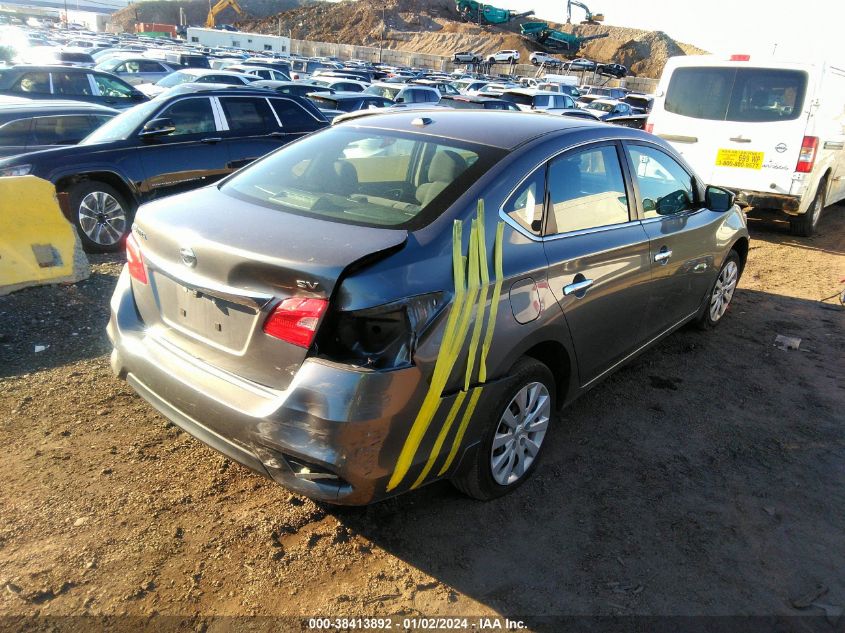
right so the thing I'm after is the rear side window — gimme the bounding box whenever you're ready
[665,67,807,122]
[32,115,99,145]
[505,167,545,235]
[547,145,630,234]
[53,72,93,96]
[219,97,277,134]
[270,99,317,129]
[0,119,32,146]
[13,72,51,94]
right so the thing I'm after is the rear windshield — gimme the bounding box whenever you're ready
[665,66,807,122]
[221,127,505,229]
[60,52,94,63]
[500,93,532,106]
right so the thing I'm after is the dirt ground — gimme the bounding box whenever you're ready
[0,207,843,631]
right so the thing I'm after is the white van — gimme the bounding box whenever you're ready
[648,55,845,235]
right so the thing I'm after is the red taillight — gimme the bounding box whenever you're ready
[730,54,751,61]
[645,121,654,134]
[126,233,148,285]
[796,136,819,173]
[263,297,328,348]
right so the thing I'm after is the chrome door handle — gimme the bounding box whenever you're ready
[201,137,222,144]
[654,249,673,264]
[563,279,594,296]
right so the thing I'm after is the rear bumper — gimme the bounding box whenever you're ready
[106,267,449,505]
[728,189,802,215]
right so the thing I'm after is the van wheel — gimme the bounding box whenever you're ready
[451,358,555,500]
[790,178,826,237]
[67,181,132,253]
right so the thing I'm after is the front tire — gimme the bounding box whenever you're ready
[67,181,132,253]
[451,358,555,500]
[696,250,741,329]
[790,178,826,237]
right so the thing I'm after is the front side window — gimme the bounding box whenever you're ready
[221,128,499,229]
[626,145,694,218]
[219,97,277,134]
[547,145,630,234]
[158,98,216,136]
[93,74,134,98]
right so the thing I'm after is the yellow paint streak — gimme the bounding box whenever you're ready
[438,387,483,476]
[478,222,505,384]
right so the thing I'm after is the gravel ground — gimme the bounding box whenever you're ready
[0,208,843,631]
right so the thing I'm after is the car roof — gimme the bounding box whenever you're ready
[442,95,504,103]
[157,84,275,97]
[315,91,372,100]
[0,98,118,115]
[2,65,93,73]
[334,110,603,149]
[591,98,624,105]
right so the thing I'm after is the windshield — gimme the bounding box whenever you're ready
[221,127,504,229]
[95,58,121,71]
[665,66,808,122]
[157,72,196,88]
[365,85,400,99]
[80,100,160,144]
[587,102,615,112]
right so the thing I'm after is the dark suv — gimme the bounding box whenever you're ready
[0,86,328,251]
[0,65,148,109]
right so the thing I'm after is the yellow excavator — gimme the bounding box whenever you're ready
[566,0,604,25]
[206,0,244,28]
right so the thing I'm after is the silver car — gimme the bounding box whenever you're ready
[109,111,749,504]
[94,57,178,85]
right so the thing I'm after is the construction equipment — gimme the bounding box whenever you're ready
[455,1,534,25]
[520,21,607,55]
[566,0,604,25]
[206,0,244,29]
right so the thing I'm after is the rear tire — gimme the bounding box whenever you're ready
[66,180,132,253]
[790,178,826,237]
[451,357,555,500]
[695,250,741,330]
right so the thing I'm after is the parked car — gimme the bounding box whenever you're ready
[0,86,328,251]
[146,51,210,70]
[451,78,489,94]
[500,88,578,113]
[289,59,338,81]
[476,82,519,96]
[440,94,520,110]
[250,80,333,98]
[242,58,292,76]
[582,86,629,100]
[583,98,635,120]
[0,97,116,158]
[487,50,520,64]
[648,54,845,236]
[0,65,148,109]
[410,79,461,96]
[21,48,96,68]
[622,93,653,114]
[564,58,597,72]
[308,92,394,121]
[529,52,562,66]
[137,69,258,97]
[453,51,482,64]
[225,64,291,82]
[364,83,440,104]
[94,57,178,85]
[106,110,749,505]
[596,63,628,79]
[309,77,369,93]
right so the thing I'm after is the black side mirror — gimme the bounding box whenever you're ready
[139,118,176,139]
[705,185,736,212]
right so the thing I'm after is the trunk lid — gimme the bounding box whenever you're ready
[131,186,407,390]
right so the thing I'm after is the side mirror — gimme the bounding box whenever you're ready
[705,185,736,212]
[394,96,404,103]
[132,93,147,102]
[139,118,176,139]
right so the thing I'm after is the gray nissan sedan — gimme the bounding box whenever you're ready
[108,111,749,504]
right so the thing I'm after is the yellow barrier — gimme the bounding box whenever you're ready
[0,176,89,296]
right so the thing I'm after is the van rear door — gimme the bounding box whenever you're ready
[653,63,811,195]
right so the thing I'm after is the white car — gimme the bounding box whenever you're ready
[649,54,845,236]
[486,50,520,64]
[529,52,562,66]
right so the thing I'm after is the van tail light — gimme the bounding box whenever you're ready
[263,297,328,348]
[645,121,654,134]
[796,136,819,173]
[729,54,751,61]
[126,233,148,285]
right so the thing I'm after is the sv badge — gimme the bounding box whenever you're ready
[296,280,320,291]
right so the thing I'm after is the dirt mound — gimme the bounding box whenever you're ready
[109,0,310,34]
[236,0,708,77]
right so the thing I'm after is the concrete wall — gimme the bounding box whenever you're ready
[289,36,659,92]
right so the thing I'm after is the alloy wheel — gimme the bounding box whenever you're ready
[78,191,127,246]
[709,260,738,323]
[490,381,551,486]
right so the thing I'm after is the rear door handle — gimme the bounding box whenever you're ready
[563,279,594,296]
[201,137,222,144]
[654,249,673,264]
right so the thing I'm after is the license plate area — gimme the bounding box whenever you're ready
[715,149,764,169]
[154,272,259,353]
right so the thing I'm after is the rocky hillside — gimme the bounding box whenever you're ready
[236,0,707,77]
[109,0,310,34]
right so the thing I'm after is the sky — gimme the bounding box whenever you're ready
[485,0,844,61]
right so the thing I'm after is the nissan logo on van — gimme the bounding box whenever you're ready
[775,143,788,153]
